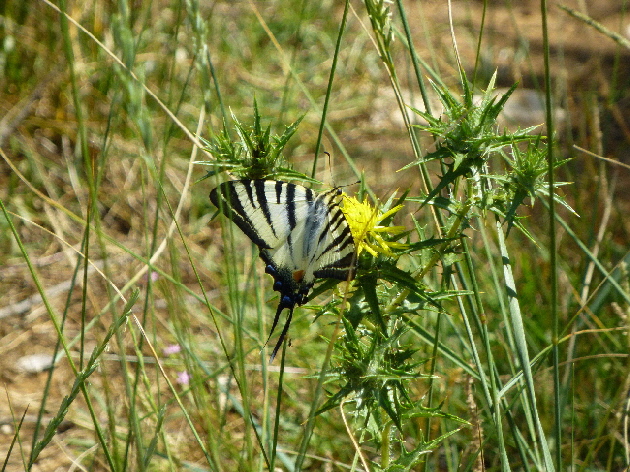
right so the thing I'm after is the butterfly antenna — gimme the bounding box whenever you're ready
[323,151,335,187]
[269,307,294,363]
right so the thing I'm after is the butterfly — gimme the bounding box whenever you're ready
[210,179,357,361]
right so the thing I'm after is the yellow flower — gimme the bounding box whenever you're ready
[341,195,408,257]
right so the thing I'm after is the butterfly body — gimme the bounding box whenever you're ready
[210,179,356,361]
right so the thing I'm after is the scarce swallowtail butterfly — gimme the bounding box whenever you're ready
[210,179,357,361]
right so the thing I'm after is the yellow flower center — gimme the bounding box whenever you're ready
[340,195,407,257]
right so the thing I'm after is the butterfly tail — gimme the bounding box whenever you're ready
[265,300,285,348]
[269,306,294,363]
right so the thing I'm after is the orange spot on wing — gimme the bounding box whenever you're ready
[292,270,305,282]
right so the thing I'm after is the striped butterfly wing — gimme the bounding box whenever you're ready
[210,179,357,361]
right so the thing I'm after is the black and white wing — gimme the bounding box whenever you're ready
[210,179,357,361]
